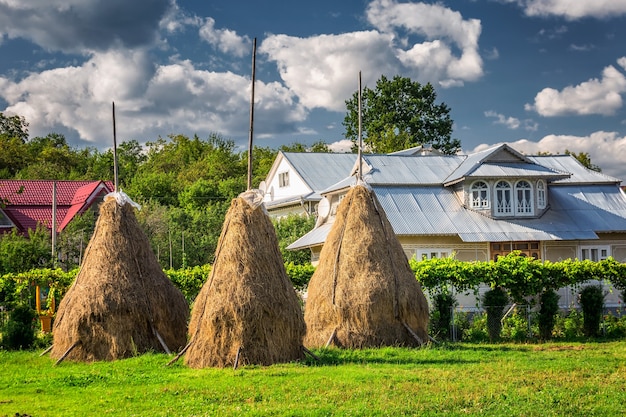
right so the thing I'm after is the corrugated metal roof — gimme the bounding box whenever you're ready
[527,155,621,184]
[289,183,626,249]
[287,222,333,250]
[360,154,464,185]
[466,162,569,180]
[282,153,356,192]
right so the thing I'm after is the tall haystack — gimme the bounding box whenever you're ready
[50,194,189,362]
[183,191,306,368]
[304,184,429,348]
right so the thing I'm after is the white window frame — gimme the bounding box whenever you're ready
[470,181,490,209]
[515,180,534,215]
[494,181,512,216]
[537,180,546,209]
[416,249,451,260]
[278,171,290,188]
[580,245,611,261]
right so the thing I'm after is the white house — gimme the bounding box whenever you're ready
[263,144,626,308]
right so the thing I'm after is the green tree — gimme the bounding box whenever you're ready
[0,112,29,142]
[0,113,30,178]
[343,75,459,154]
[565,149,602,172]
[0,227,52,274]
[273,214,315,264]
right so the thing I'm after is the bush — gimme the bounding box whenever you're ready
[538,290,560,341]
[579,285,605,338]
[501,306,533,342]
[1,304,36,350]
[463,312,489,342]
[482,287,509,342]
[431,291,457,340]
[553,310,584,340]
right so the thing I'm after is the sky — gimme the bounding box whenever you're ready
[1,0,626,180]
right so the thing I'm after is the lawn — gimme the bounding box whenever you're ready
[1,342,625,416]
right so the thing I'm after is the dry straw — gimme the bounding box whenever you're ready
[183,193,305,368]
[50,195,189,362]
[304,184,429,348]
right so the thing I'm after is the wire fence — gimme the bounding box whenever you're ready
[433,304,626,343]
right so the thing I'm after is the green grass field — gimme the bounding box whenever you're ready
[2,342,625,416]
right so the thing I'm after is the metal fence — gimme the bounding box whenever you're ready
[434,304,625,343]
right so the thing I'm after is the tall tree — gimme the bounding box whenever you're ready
[343,75,459,154]
[565,149,602,172]
[0,112,28,143]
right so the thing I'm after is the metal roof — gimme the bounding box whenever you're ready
[465,162,569,180]
[527,155,621,184]
[288,183,626,249]
[282,153,356,192]
[360,154,464,185]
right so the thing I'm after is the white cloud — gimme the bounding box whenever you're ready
[521,0,626,20]
[261,0,484,111]
[261,31,398,111]
[526,60,626,116]
[468,131,626,180]
[485,111,521,129]
[366,0,483,83]
[485,111,539,131]
[199,18,251,58]
[327,139,354,153]
[0,49,306,145]
[0,0,171,53]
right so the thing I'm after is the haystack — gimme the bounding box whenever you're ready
[50,193,189,362]
[183,191,306,368]
[304,184,429,348]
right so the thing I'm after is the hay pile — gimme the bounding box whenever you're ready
[184,192,306,368]
[50,195,189,362]
[304,185,429,348]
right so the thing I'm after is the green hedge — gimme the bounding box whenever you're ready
[1,253,624,310]
[409,253,626,302]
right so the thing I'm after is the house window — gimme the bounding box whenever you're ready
[278,172,290,188]
[470,181,490,209]
[495,181,512,215]
[580,245,610,261]
[491,241,540,260]
[515,180,533,215]
[537,180,546,209]
[417,249,450,260]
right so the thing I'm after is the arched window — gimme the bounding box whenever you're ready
[470,181,490,209]
[515,180,533,214]
[495,181,512,215]
[537,180,546,209]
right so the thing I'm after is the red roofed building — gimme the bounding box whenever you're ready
[0,180,114,235]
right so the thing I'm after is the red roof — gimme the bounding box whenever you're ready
[0,180,114,234]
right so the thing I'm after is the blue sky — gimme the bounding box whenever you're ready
[1,0,626,179]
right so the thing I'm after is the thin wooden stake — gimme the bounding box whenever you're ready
[166,339,193,366]
[112,102,119,192]
[357,71,363,181]
[55,340,81,365]
[325,327,337,348]
[151,323,171,354]
[247,38,257,191]
[302,346,320,362]
[402,321,425,346]
[40,345,53,356]
[233,345,243,370]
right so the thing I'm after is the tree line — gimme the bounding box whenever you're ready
[0,74,603,273]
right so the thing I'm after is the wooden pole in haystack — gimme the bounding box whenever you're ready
[247,38,257,191]
[357,71,363,182]
[112,102,119,192]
